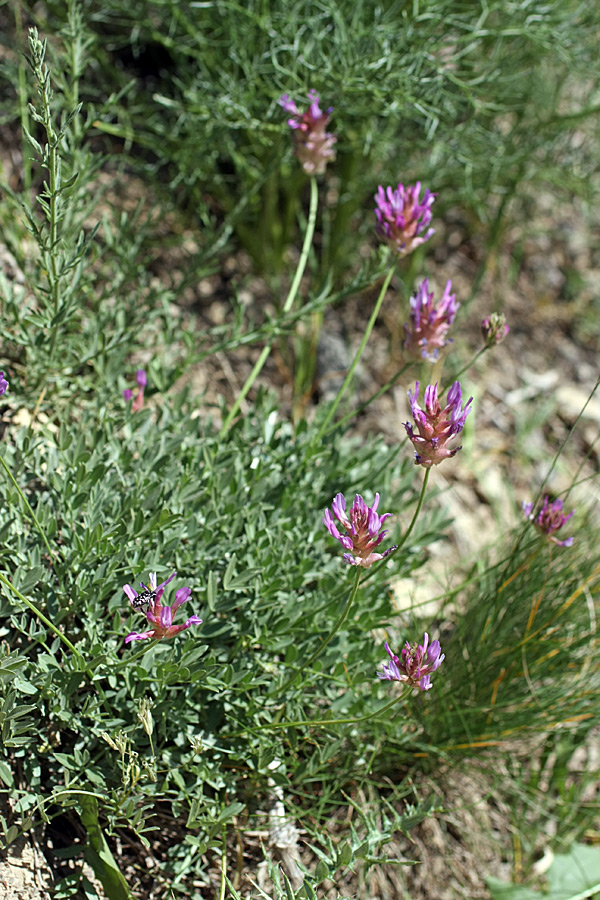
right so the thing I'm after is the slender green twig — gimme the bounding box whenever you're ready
[229,692,405,737]
[441,347,487,393]
[328,362,411,436]
[0,571,80,659]
[506,369,600,567]
[0,453,56,560]
[220,176,319,436]
[395,468,430,554]
[312,262,397,444]
[113,640,159,669]
[0,572,113,714]
[277,568,362,695]
[219,825,227,900]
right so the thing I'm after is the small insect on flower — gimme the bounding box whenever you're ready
[130,587,156,613]
[123,571,202,643]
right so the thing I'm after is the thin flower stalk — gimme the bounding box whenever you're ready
[221,176,319,436]
[277,568,362,694]
[0,452,55,560]
[313,262,397,443]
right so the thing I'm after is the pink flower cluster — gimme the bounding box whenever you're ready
[404,381,473,468]
[323,492,397,568]
[522,497,575,547]
[374,181,435,256]
[279,90,337,175]
[403,279,459,362]
[123,369,146,412]
[378,634,444,692]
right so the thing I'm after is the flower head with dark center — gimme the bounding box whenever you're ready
[404,381,473,468]
[123,571,202,643]
[378,633,444,691]
[522,497,574,547]
[123,369,146,412]
[404,279,459,361]
[279,90,337,175]
[374,181,435,256]
[0,372,8,396]
[323,492,397,567]
[481,313,509,348]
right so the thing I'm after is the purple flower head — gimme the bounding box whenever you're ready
[404,381,473,468]
[522,496,574,547]
[279,90,337,175]
[378,633,444,691]
[404,279,459,362]
[123,368,147,412]
[374,181,435,256]
[482,313,509,348]
[323,492,397,568]
[123,571,202,643]
[0,372,8,396]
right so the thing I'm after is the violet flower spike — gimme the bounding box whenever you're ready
[378,633,444,692]
[323,492,397,568]
[482,313,509,348]
[278,89,337,175]
[374,181,436,256]
[522,496,574,547]
[404,381,473,468]
[123,368,147,412]
[0,372,8,396]
[404,278,459,362]
[123,570,202,643]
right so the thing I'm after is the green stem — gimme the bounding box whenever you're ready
[231,692,404,736]
[0,453,56,560]
[220,176,319,436]
[395,468,430,554]
[313,262,397,443]
[0,570,81,660]
[442,347,486,393]
[0,571,113,714]
[15,4,32,190]
[277,568,361,695]
[219,825,227,900]
[113,639,159,669]
[329,362,411,436]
